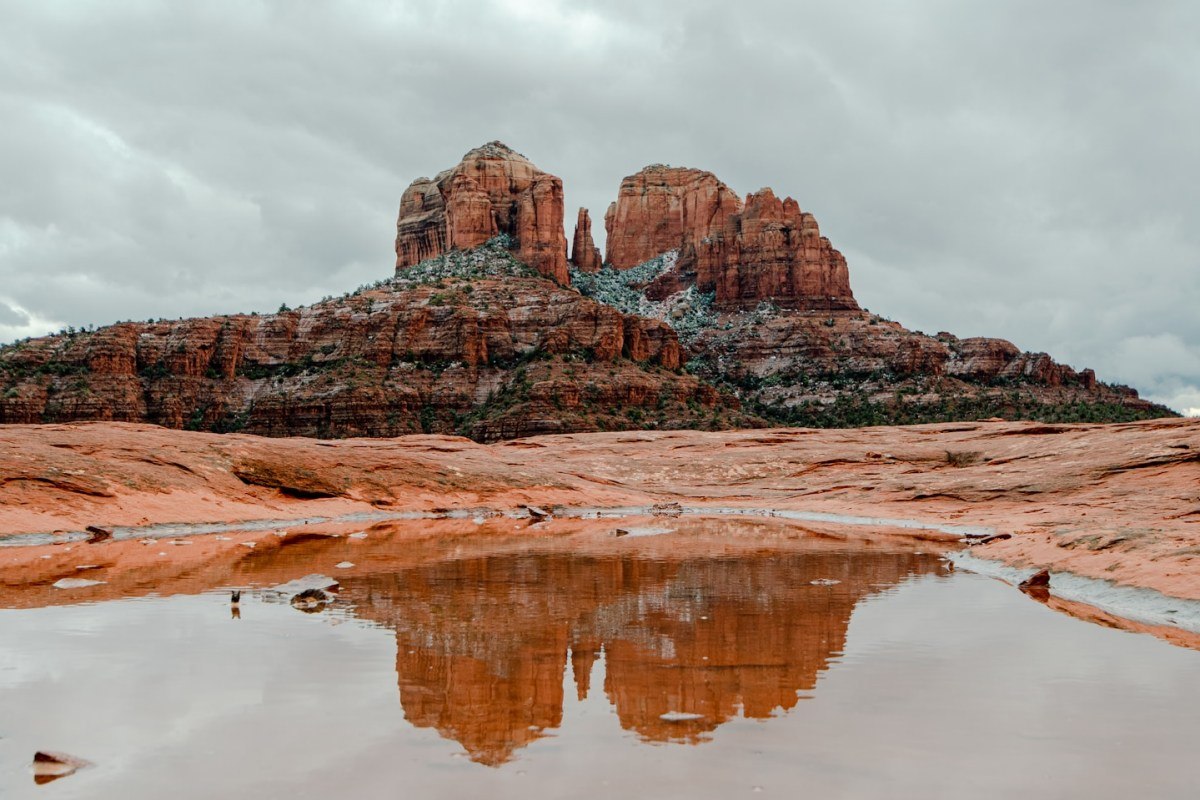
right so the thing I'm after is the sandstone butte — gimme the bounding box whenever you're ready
[0,140,1173,439]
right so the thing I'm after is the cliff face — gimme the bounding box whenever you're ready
[395,142,569,283]
[601,165,856,311]
[692,189,857,311]
[0,244,752,441]
[603,166,741,271]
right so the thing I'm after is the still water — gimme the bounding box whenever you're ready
[1,520,1197,798]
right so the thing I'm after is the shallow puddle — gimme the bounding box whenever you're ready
[1,520,1197,798]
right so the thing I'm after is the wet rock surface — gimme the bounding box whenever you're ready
[0,417,1196,601]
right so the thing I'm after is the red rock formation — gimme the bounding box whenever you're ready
[395,142,569,283]
[693,189,858,311]
[602,166,856,310]
[603,166,741,270]
[570,208,603,273]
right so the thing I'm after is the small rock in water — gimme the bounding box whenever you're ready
[291,588,331,613]
[1020,569,1051,589]
[614,528,630,537]
[84,525,112,544]
[810,578,841,586]
[84,526,112,543]
[272,574,340,594]
[1019,569,1052,600]
[335,561,355,569]
[650,502,684,517]
[523,504,551,520]
[52,578,105,590]
[32,751,92,784]
[659,711,705,722]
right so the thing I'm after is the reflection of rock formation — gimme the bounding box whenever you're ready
[343,546,942,764]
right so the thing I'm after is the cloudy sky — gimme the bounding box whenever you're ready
[1,0,1197,414]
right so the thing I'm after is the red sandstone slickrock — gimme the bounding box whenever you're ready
[0,418,1196,605]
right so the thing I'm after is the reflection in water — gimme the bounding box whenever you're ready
[339,548,943,764]
[5,520,1200,799]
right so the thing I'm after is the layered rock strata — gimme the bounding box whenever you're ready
[0,249,748,441]
[395,142,569,283]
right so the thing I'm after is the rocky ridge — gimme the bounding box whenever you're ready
[0,239,752,441]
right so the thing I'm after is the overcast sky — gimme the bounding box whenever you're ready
[1,1,1197,414]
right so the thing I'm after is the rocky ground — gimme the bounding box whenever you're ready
[1,417,1196,603]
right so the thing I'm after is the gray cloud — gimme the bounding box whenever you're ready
[0,0,1196,413]
[0,300,29,327]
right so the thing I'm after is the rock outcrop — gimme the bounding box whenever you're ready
[692,188,857,311]
[570,208,602,273]
[395,142,569,283]
[601,165,857,310]
[604,166,741,270]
